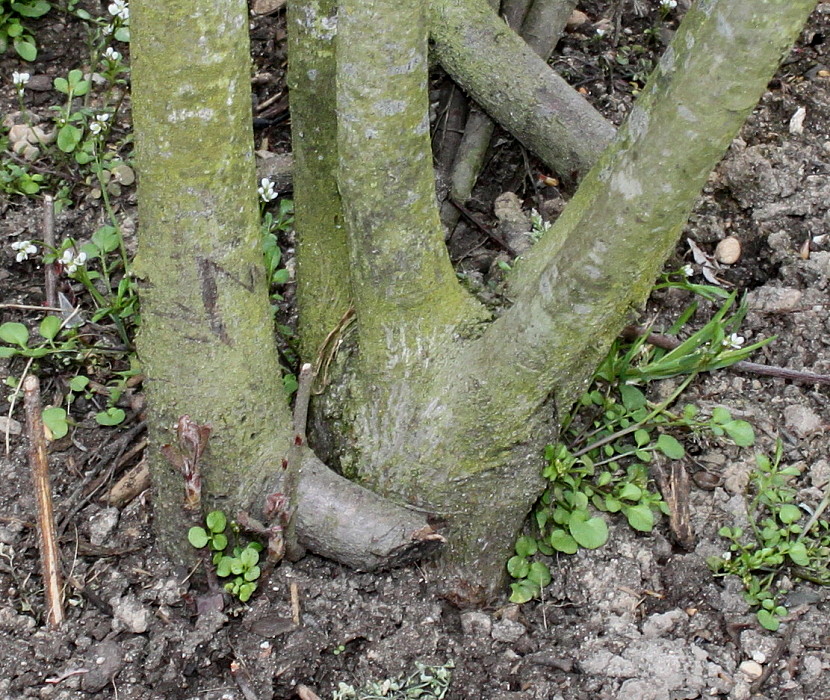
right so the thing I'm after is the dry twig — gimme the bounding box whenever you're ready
[23,375,64,627]
[42,195,57,309]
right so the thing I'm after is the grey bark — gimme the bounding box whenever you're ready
[429,0,615,182]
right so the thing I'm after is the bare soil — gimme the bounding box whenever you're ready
[1,2,830,699]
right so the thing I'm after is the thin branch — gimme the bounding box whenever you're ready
[623,326,830,386]
[43,195,57,309]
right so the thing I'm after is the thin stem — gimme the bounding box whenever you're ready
[572,373,698,459]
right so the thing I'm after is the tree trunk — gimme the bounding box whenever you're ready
[133,0,817,601]
[286,0,351,360]
[132,0,439,570]
[131,0,293,558]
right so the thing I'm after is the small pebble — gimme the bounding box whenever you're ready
[738,660,763,680]
[715,236,741,264]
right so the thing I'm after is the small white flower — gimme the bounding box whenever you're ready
[722,552,732,561]
[103,47,122,62]
[108,0,129,20]
[258,177,278,202]
[660,0,677,9]
[681,264,695,277]
[726,333,745,349]
[12,71,30,89]
[61,249,87,275]
[529,208,551,234]
[89,113,111,135]
[596,27,607,37]
[11,240,37,262]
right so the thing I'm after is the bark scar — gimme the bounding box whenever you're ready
[196,256,232,345]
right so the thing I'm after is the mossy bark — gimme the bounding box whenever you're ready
[336,0,488,383]
[321,0,818,599]
[287,0,352,360]
[132,0,293,558]
[429,0,615,182]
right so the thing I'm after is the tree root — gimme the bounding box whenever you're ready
[292,448,445,571]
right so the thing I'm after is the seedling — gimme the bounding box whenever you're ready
[258,184,297,388]
[42,406,69,439]
[188,510,264,602]
[708,441,830,631]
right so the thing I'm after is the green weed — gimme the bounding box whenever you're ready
[188,510,264,602]
[708,441,830,631]
[0,0,51,60]
[331,661,454,700]
[509,281,761,604]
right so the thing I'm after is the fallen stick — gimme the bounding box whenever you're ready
[23,375,64,628]
[42,195,57,309]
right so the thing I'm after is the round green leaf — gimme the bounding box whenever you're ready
[187,527,209,548]
[206,510,227,534]
[777,504,802,525]
[507,555,530,579]
[57,124,82,152]
[92,225,120,253]
[620,385,646,411]
[240,547,260,567]
[527,561,551,587]
[624,504,654,532]
[238,582,256,602]
[756,609,780,632]
[95,407,126,426]
[211,533,228,551]
[656,433,684,459]
[515,535,537,558]
[509,580,539,605]
[216,556,233,577]
[271,269,290,285]
[549,529,578,554]
[618,483,642,502]
[20,178,41,194]
[722,420,755,447]
[537,541,553,556]
[787,541,809,566]
[14,38,37,61]
[711,407,732,424]
[0,322,30,347]
[15,1,51,19]
[572,491,589,510]
[604,496,622,513]
[634,429,650,447]
[243,565,261,582]
[568,512,608,549]
[42,406,68,439]
[68,375,89,392]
